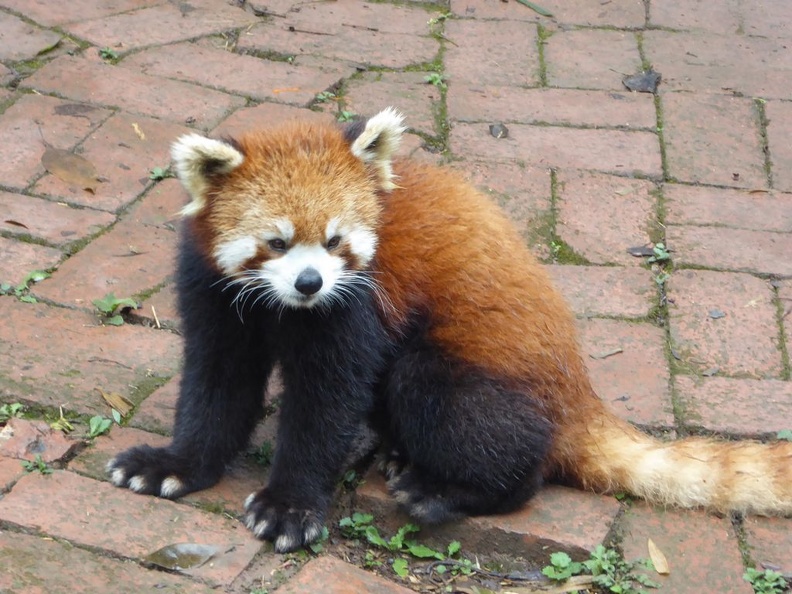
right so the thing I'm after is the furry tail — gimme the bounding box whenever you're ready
[555,412,792,515]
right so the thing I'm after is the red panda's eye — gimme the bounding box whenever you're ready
[268,238,287,252]
[327,235,342,250]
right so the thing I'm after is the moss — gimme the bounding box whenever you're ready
[536,24,553,87]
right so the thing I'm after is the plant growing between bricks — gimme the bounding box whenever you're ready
[93,293,138,325]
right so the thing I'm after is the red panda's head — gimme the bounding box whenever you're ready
[170,108,405,310]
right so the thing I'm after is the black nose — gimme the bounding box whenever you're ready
[294,267,323,296]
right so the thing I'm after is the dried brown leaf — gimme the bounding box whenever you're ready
[98,388,134,417]
[648,538,670,574]
[41,147,99,193]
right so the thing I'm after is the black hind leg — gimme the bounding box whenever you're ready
[381,338,554,524]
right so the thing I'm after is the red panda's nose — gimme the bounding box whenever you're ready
[294,267,323,295]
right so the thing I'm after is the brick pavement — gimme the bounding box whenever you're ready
[0,0,790,592]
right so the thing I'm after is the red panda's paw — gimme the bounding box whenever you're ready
[243,489,324,553]
[386,466,465,525]
[106,445,219,499]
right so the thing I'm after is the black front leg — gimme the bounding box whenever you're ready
[244,296,389,552]
[108,229,275,499]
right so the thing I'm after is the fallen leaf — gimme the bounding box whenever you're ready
[144,543,219,571]
[623,69,662,93]
[702,366,720,377]
[3,219,29,229]
[41,147,99,193]
[648,538,670,574]
[97,389,134,417]
[132,122,146,141]
[272,87,300,94]
[489,123,509,139]
[589,347,623,360]
[626,245,655,257]
[514,0,554,17]
[708,309,726,319]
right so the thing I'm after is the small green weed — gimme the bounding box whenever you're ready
[99,47,119,61]
[88,415,112,438]
[543,545,658,594]
[22,454,53,475]
[1,270,51,303]
[424,72,446,89]
[149,166,172,181]
[252,441,274,466]
[314,91,336,103]
[647,242,671,264]
[744,567,789,594]
[777,429,792,441]
[340,469,362,490]
[307,526,329,554]
[92,293,138,325]
[337,110,356,123]
[0,402,24,423]
[50,406,75,433]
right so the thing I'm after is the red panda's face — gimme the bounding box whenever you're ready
[171,109,405,310]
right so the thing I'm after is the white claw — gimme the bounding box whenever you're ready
[129,476,147,493]
[109,468,126,487]
[244,492,256,510]
[253,519,272,539]
[303,523,322,543]
[160,476,184,498]
[275,533,298,553]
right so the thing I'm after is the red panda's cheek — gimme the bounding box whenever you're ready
[345,228,378,268]
[213,236,259,275]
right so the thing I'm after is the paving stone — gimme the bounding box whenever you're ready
[344,71,441,137]
[358,472,619,563]
[445,19,539,87]
[128,375,179,436]
[69,426,169,480]
[577,318,673,428]
[621,503,753,593]
[138,282,180,330]
[452,0,645,27]
[664,184,792,233]
[0,299,180,416]
[545,29,642,91]
[766,100,792,193]
[126,178,184,230]
[0,12,62,62]
[34,216,177,308]
[556,171,658,265]
[661,92,766,189]
[549,265,655,320]
[649,0,740,33]
[675,376,792,436]
[0,63,14,86]
[781,280,792,354]
[741,0,792,38]
[0,94,110,191]
[63,0,256,51]
[278,556,412,594]
[666,225,792,276]
[0,0,161,27]
[0,236,63,285]
[667,270,782,378]
[0,470,262,586]
[124,42,351,107]
[0,457,23,491]
[451,124,661,178]
[0,530,216,594]
[0,191,115,248]
[212,102,333,138]
[23,55,244,131]
[0,418,79,463]
[644,31,792,99]
[448,87,657,130]
[237,3,437,69]
[744,516,792,576]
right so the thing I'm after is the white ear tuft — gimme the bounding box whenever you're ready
[350,107,406,191]
[171,134,244,216]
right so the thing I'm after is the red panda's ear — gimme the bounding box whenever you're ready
[348,107,405,191]
[171,134,244,216]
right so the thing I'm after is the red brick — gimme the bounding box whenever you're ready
[237,4,437,70]
[212,102,333,138]
[452,0,645,27]
[23,55,244,130]
[0,0,161,27]
[344,71,442,137]
[451,124,661,177]
[0,236,63,285]
[69,426,169,479]
[0,94,111,190]
[63,0,256,51]
[280,556,414,594]
[126,178,184,230]
[0,63,13,86]
[138,283,180,329]
[766,100,792,193]
[644,31,792,99]
[741,0,792,38]
[0,470,262,586]
[0,531,216,594]
[128,375,179,436]
[667,270,782,378]
[662,92,766,189]
[649,0,740,33]
[34,217,177,307]
[0,191,115,248]
[578,318,673,428]
[545,29,642,90]
[549,265,655,320]
[0,457,23,491]
[621,503,753,594]
[675,376,792,436]
[0,12,62,62]
[781,280,792,352]
[744,516,792,576]
[666,225,792,276]
[448,87,656,130]
[556,171,658,265]
[0,418,78,463]
[0,299,180,416]
[664,184,792,233]
[124,42,351,107]
[445,19,540,86]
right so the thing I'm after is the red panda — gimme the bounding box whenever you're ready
[108,108,792,553]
